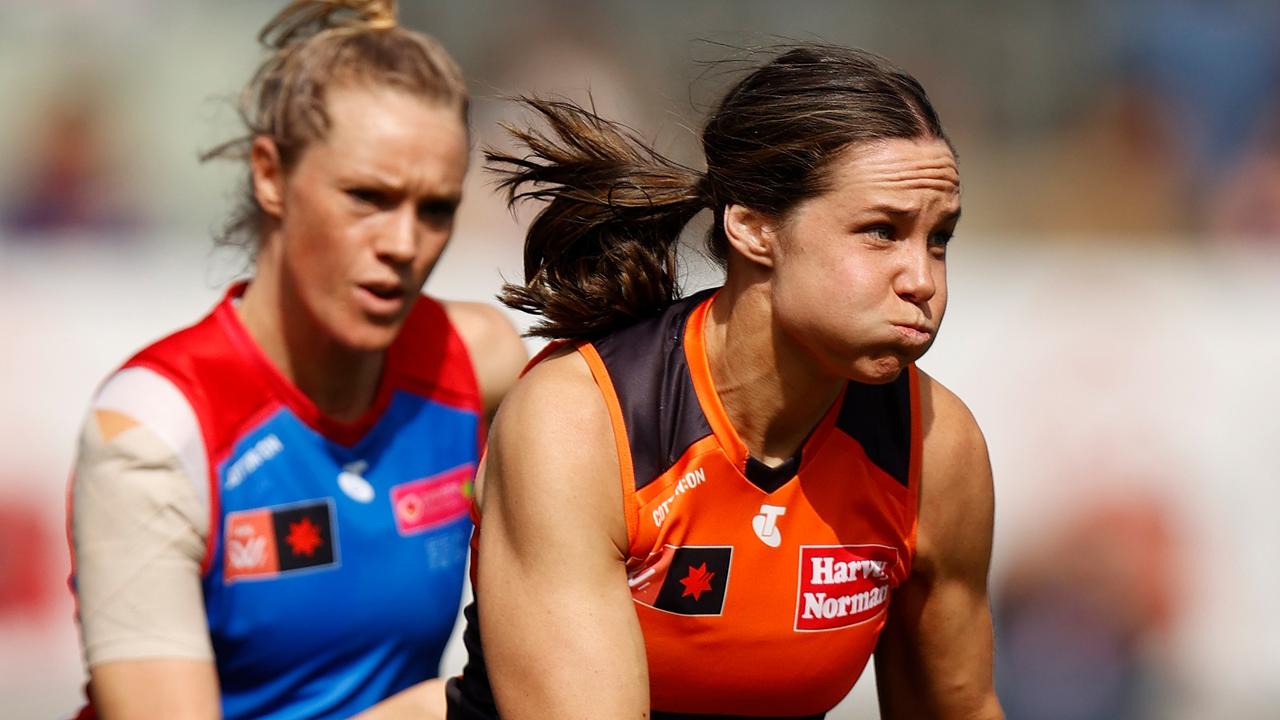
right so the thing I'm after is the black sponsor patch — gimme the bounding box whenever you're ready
[271,501,335,571]
[652,546,731,616]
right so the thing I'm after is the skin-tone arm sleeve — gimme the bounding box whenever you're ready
[874,371,1004,719]
[73,368,223,718]
[72,368,213,666]
[475,350,650,719]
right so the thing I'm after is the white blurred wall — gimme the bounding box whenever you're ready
[4,233,1277,718]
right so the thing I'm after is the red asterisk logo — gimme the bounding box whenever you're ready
[679,562,715,601]
[285,517,323,557]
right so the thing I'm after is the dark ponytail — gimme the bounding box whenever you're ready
[493,44,948,340]
[487,99,707,340]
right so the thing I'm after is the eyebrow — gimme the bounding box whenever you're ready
[340,174,463,204]
[340,171,408,191]
[865,204,962,224]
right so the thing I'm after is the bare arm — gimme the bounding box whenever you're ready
[475,350,649,719]
[72,399,220,720]
[90,661,220,720]
[874,372,1003,719]
[444,301,527,420]
[350,678,446,720]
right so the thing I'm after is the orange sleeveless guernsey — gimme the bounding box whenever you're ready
[447,289,921,720]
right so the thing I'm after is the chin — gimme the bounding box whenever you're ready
[848,365,904,385]
[846,353,915,385]
[332,319,402,354]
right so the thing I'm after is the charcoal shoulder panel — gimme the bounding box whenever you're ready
[836,372,912,487]
[590,291,716,492]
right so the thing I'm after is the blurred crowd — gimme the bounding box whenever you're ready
[2,2,1278,718]
[6,1,1280,245]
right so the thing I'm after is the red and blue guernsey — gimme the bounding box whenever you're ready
[80,284,482,719]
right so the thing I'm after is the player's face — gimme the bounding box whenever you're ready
[770,137,960,384]
[275,84,468,352]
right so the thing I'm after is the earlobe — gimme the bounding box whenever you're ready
[249,136,286,219]
[722,204,776,268]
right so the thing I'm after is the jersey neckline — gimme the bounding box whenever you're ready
[681,292,846,495]
[213,282,401,446]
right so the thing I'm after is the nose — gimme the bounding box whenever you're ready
[893,242,937,305]
[374,204,417,265]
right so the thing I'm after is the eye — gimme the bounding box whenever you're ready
[346,188,387,207]
[862,224,895,241]
[928,231,953,257]
[418,200,457,226]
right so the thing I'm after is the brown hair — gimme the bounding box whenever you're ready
[204,0,468,251]
[489,44,950,339]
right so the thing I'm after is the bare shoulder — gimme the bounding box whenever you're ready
[441,300,528,416]
[915,369,994,577]
[917,369,987,466]
[488,345,610,452]
[479,344,627,554]
[442,300,520,346]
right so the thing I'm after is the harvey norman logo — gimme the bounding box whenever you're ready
[794,544,897,631]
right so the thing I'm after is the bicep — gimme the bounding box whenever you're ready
[475,357,647,719]
[874,374,1002,719]
[874,556,997,719]
[72,408,219,717]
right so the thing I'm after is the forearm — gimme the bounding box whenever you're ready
[480,563,649,719]
[475,351,646,718]
[90,659,221,720]
[351,678,447,720]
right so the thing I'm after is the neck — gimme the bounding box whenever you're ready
[703,274,845,466]
[236,243,384,423]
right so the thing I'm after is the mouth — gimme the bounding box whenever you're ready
[355,281,411,318]
[892,323,934,345]
[359,281,405,301]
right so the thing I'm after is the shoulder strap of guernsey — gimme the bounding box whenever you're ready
[387,295,483,414]
[579,289,717,494]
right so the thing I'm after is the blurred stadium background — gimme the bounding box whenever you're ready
[2,1,1279,718]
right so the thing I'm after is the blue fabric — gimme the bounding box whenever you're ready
[205,390,477,720]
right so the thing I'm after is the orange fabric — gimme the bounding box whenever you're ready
[583,296,920,717]
[521,339,571,377]
[577,343,641,551]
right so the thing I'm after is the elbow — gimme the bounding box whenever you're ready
[957,692,1004,720]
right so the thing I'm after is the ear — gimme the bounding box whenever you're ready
[250,136,286,219]
[722,204,778,269]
